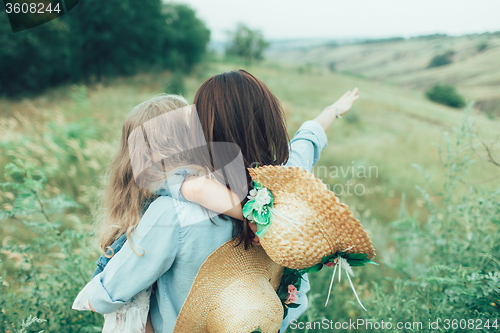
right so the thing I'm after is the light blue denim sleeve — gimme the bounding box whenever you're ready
[285,120,328,171]
[85,196,179,314]
[280,120,328,332]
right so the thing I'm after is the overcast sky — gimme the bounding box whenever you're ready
[177,0,500,41]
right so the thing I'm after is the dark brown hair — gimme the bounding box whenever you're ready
[193,70,290,248]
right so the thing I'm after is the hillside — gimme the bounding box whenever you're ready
[1,59,499,331]
[1,60,499,225]
[267,33,500,117]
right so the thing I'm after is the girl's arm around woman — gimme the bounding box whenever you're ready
[85,197,180,314]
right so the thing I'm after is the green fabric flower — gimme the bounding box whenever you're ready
[243,181,274,237]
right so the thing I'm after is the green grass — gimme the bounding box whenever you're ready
[1,58,499,252]
[1,58,499,331]
[2,60,497,217]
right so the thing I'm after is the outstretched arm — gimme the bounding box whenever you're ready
[313,87,359,133]
[278,90,359,332]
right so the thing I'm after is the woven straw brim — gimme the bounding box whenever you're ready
[249,166,375,269]
[173,238,285,333]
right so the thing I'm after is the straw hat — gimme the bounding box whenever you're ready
[173,238,285,333]
[173,165,376,332]
[247,165,375,269]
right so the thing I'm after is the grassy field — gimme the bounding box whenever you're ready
[268,33,500,117]
[1,57,499,331]
[2,59,498,224]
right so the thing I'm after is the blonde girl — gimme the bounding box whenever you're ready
[73,94,245,332]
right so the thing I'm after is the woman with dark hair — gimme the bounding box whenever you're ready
[192,70,292,249]
[76,70,359,332]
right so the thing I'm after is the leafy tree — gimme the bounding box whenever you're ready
[0,12,75,96]
[73,0,167,81]
[0,1,210,96]
[225,23,269,64]
[161,4,211,72]
[425,83,466,108]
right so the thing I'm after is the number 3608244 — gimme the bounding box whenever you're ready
[5,2,61,14]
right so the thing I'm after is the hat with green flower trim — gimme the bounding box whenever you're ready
[245,165,377,309]
[174,165,377,333]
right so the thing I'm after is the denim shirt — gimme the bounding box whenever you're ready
[91,196,168,279]
[86,120,328,333]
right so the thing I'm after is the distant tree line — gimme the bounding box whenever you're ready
[411,33,449,40]
[358,37,405,44]
[0,1,210,97]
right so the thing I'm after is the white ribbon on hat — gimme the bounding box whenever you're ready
[324,246,367,311]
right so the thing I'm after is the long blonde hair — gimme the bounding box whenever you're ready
[96,94,197,255]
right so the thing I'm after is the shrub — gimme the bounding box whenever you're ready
[425,84,466,108]
[344,111,360,124]
[428,51,455,68]
[327,62,336,72]
[476,42,489,52]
